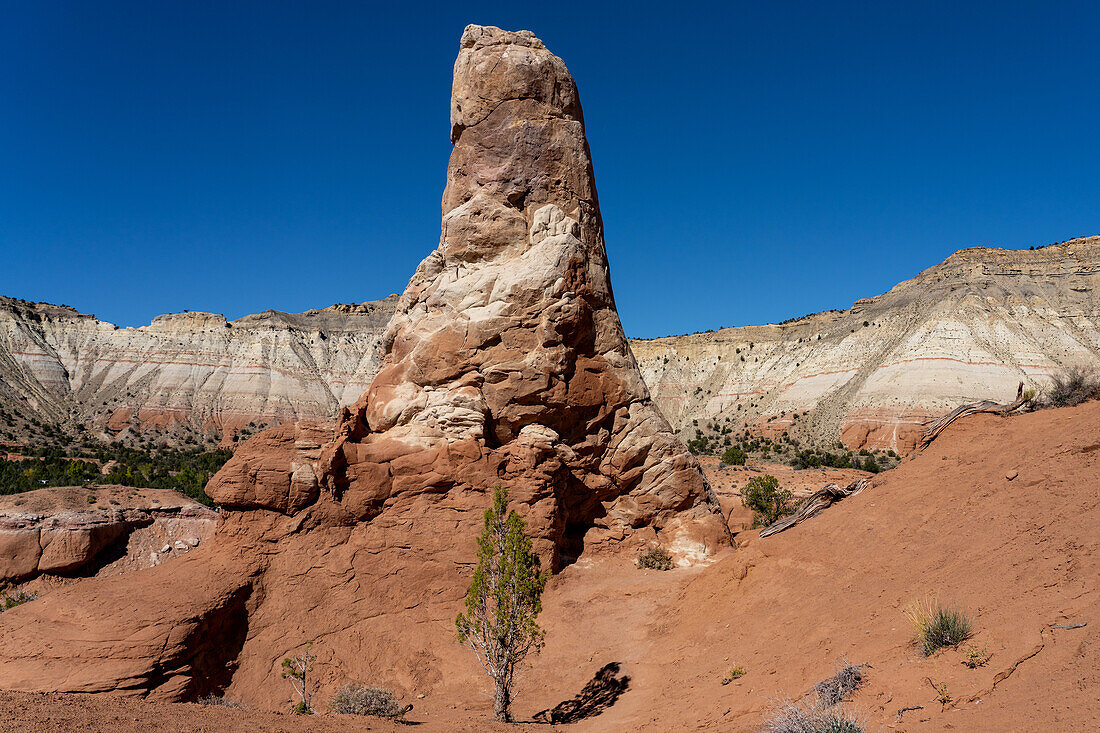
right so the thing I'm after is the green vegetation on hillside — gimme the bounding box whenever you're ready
[687,418,898,472]
[741,474,795,527]
[0,444,232,505]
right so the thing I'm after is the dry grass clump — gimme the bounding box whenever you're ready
[904,599,972,656]
[758,701,864,733]
[1045,367,1100,407]
[814,663,866,706]
[637,546,673,571]
[721,666,746,685]
[197,694,243,708]
[329,684,410,719]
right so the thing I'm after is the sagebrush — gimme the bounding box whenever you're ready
[329,684,410,718]
[758,700,864,733]
[815,663,866,706]
[1045,367,1100,408]
[637,546,673,571]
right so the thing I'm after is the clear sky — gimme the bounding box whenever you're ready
[3,1,1098,338]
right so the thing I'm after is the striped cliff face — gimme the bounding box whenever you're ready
[4,237,1099,454]
[0,295,398,443]
[630,237,1100,454]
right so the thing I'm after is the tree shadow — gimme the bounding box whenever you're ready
[533,662,630,724]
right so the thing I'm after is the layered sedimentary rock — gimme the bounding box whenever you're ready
[5,240,1097,455]
[0,25,724,707]
[631,238,1100,452]
[0,296,398,440]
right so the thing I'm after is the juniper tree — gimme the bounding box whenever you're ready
[281,641,316,714]
[456,486,548,722]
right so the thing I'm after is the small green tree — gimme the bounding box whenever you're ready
[721,446,747,466]
[456,486,548,722]
[281,641,316,714]
[741,474,793,526]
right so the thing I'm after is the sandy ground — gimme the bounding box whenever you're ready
[699,455,871,530]
[2,402,1097,731]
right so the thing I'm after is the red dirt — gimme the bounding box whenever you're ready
[2,401,1097,731]
[698,455,871,531]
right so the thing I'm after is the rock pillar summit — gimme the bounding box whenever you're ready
[0,25,726,705]
[302,24,727,563]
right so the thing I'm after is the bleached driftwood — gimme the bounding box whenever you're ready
[759,477,870,538]
[916,382,1030,450]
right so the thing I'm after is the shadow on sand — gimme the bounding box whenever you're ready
[532,662,631,724]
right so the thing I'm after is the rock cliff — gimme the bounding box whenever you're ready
[0,296,398,441]
[0,486,216,584]
[631,237,1100,452]
[5,240,1097,455]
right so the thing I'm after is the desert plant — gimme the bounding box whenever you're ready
[329,684,411,719]
[281,642,316,714]
[758,700,864,733]
[905,600,972,656]
[814,662,866,706]
[931,680,952,708]
[721,446,747,466]
[1045,367,1099,407]
[1,590,37,612]
[197,694,242,708]
[962,645,991,668]
[637,546,673,571]
[721,666,746,685]
[742,474,794,526]
[456,486,548,722]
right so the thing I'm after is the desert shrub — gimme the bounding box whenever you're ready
[721,666,746,685]
[637,546,673,571]
[0,444,231,504]
[905,600,972,656]
[962,645,991,668]
[814,663,866,706]
[721,446,747,466]
[758,700,864,733]
[790,449,852,470]
[742,474,794,526]
[329,684,409,718]
[197,694,242,708]
[1045,367,1100,407]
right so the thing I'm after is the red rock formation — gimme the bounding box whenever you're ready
[0,487,216,584]
[0,25,724,706]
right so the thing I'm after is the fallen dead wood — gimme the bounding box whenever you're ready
[759,383,1031,538]
[967,630,1046,703]
[917,382,1031,450]
[760,477,870,538]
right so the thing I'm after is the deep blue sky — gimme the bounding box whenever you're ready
[3,2,1098,337]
